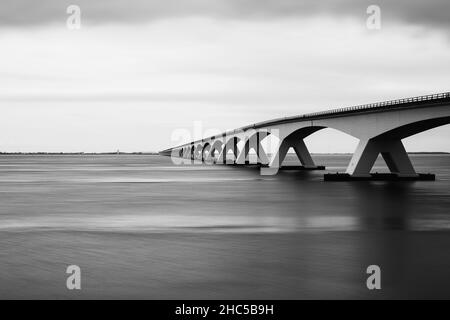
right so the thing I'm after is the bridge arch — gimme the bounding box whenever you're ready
[219,136,241,164]
[202,142,211,161]
[264,125,325,169]
[209,140,223,162]
[235,130,271,164]
[194,144,203,160]
[375,116,450,140]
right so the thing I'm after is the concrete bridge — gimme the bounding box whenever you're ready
[160,92,450,180]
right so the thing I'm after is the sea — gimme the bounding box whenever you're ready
[0,154,449,299]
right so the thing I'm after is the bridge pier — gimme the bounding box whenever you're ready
[205,140,223,164]
[205,147,218,164]
[256,133,270,165]
[218,137,239,164]
[236,139,250,165]
[236,132,270,165]
[346,138,417,177]
[261,137,322,175]
[324,137,435,181]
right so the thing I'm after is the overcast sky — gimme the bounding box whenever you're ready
[1,0,449,152]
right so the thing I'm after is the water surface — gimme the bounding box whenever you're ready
[0,154,449,299]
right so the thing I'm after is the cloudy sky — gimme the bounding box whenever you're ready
[1,0,449,152]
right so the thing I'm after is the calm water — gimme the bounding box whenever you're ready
[0,154,449,299]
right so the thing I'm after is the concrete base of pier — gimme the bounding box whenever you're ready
[238,164,326,170]
[259,165,325,170]
[324,173,435,181]
[277,165,326,171]
[229,163,260,167]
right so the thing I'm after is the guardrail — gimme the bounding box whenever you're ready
[304,92,450,119]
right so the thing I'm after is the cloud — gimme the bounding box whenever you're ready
[0,17,449,152]
[0,0,449,33]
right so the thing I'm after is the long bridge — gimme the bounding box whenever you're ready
[160,92,450,180]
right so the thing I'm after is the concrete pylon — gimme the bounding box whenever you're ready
[204,145,220,164]
[236,139,250,164]
[236,132,269,165]
[261,137,316,175]
[194,144,203,161]
[201,144,211,162]
[257,144,270,165]
[217,137,239,164]
[217,150,226,164]
[292,139,316,168]
[190,145,195,160]
[346,138,417,177]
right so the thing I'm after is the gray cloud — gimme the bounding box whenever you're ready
[0,0,449,32]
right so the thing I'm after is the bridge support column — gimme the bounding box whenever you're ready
[217,145,226,164]
[292,139,316,168]
[257,144,270,165]
[236,140,250,165]
[214,149,220,163]
[232,143,239,164]
[219,150,226,164]
[201,145,211,163]
[218,138,239,164]
[346,138,417,177]
[236,132,270,165]
[261,137,317,175]
[206,148,217,164]
[256,132,270,165]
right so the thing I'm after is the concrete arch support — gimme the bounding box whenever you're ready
[205,140,223,163]
[261,137,317,175]
[218,137,239,164]
[236,132,270,165]
[291,139,316,168]
[346,138,417,177]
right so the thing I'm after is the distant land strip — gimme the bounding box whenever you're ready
[0,152,160,155]
[0,152,448,155]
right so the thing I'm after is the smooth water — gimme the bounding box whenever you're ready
[0,154,449,299]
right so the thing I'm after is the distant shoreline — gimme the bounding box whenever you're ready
[0,152,448,156]
[0,152,160,155]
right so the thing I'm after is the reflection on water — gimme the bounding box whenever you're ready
[0,154,449,299]
[351,182,414,231]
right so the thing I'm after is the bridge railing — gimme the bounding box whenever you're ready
[304,92,450,118]
[242,92,450,130]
